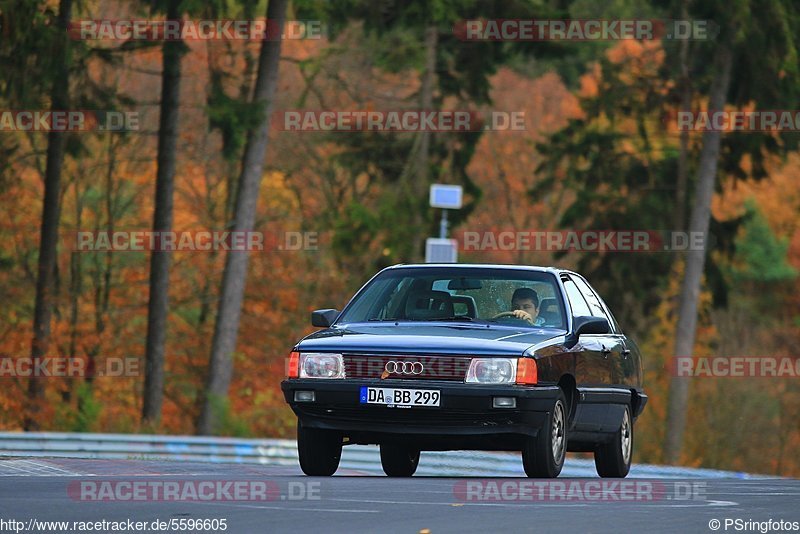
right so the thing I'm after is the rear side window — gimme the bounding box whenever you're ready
[572,277,609,318]
[574,276,620,333]
[562,278,592,317]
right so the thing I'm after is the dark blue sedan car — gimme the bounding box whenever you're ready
[282,264,647,478]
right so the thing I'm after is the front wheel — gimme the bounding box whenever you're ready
[522,391,567,478]
[297,422,342,476]
[380,443,420,477]
[594,405,633,478]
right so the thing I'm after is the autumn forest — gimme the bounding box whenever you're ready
[1,0,799,476]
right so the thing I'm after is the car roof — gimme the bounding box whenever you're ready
[384,263,576,277]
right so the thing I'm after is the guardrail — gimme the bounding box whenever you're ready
[0,432,759,479]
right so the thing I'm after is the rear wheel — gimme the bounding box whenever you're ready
[594,405,633,478]
[380,443,420,477]
[522,391,567,478]
[297,422,342,476]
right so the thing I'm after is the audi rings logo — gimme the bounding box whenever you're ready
[385,361,424,375]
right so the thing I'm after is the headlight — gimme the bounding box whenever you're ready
[299,353,345,379]
[466,358,516,384]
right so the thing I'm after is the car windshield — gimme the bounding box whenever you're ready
[337,266,566,329]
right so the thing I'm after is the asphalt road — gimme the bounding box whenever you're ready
[0,457,797,534]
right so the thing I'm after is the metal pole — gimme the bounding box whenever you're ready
[439,209,448,238]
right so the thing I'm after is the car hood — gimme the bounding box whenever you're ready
[295,323,565,356]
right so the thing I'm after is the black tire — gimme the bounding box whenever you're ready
[594,405,633,478]
[522,390,567,478]
[297,422,342,476]
[380,443,420,477]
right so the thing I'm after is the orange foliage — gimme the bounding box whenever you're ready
[0,9,798,478]
[463,69,581,266]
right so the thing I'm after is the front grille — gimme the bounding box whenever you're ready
[343,354,470,382]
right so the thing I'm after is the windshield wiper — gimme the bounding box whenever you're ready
[418,316,474,322]
[369,316,477,322]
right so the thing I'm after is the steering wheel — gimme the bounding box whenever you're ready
[492,311,535,324]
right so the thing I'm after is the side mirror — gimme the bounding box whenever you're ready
[311,309,339,327]
[573,316,610,336]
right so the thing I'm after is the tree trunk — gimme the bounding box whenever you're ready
[142,0,184,426]
[64,179,83,403]
[24,0,73,431]
[673,0,691,234]
[664,41,733,463]
[196,0,289,435]
[409,25,438,261]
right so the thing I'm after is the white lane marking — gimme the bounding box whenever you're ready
[26,460,84,475]
[325,497,741,508]
[707,492,800,496]
[0,460,83,476]
[329,498,591,508]
[188,501,379,513]
[707,500,739,506]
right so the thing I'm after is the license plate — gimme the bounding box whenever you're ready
[359,386,440,407]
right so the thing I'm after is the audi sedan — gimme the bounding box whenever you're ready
[281,264,647,478]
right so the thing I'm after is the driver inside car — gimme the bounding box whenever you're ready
[509,287,545,326]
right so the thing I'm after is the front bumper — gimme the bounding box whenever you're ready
[281,379,561,443]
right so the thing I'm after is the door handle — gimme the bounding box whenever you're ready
[601,345,611,358]
[622,349,631,358]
